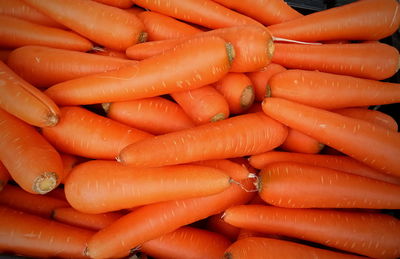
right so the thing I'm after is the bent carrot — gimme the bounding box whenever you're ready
[0,205,93,258]
[0,109,63,194]
[223,205,400,259]
[262,98,400,176]
[268,70,400,109]
[279,129,325,154]
[206,213,240,242]
[0,15,92,51]
[267,0,400,42]
[118,112,288,168]
[171,85,230,124]
[271,42,399,80]
[45,36,234,105]
[7,46,138,88]
[23,0,146,51]
[0,162,9,192]
[41,106,152,160]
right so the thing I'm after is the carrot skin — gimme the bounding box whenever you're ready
[280,128,325,154]
[193,159,250,181]
[0,162,10,192]
[92,0,133,8]
[205,213,240,242]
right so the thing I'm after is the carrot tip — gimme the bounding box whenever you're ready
[115,155,123,163]
[210,113,227,122]
[46,113,59,127]
[240,86,255,110]
[33,171,58,194]
[102,103,111,114]
[265,84,271,98]
[225,42,235,66]
[138,31,148,43]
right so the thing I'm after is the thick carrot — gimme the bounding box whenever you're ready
[92,0,133,8]
[23,0,146,51]
[7,45,138,88]
[206,213,240,242]
[256,161,400,209]
[214,73,255,114]
[0,109,63,194]
[261,98,400,176]
[41,106,152,160]
[279,128,325,154]
[268,70,400,109]
[137,11,202,41]
[132,0,262,29]
[247,63,286,102]
[0,205,93,258]
[223,205,400,259]
[0,162,9,192]
[0,184,68,218]
[52,207,122,231]
[171,85,230,124]
[271,42,399,80]
[212,0,303,25]
[0,15,92,51]
[224,237,364,259]
[45,36,234,105]
[267,0,400,42]
[118,112,288,168]
[193,159,250,181]
[141,226,231,259]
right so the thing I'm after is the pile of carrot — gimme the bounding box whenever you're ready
[0,0,399,258]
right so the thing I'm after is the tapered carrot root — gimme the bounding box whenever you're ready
[223,205,400,259]
[23,0,146,51]
[171,85,230,124]
[0,163,10,192]
[7,46,138,87]
[0,205,93,258]
[118,112,288,168]
[45,36,234,105]
[193,159,250,181]
[267,0,400,42]
[269,70,400,109]
[271,42,399,80]
[280,129,325,154]
[41,106,152,160]
[0,15,92,51]
[206,213,240,241]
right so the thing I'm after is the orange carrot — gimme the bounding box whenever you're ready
[0,162,10,192]
[132,0,262,29]
[256,161,400,209]
[247,63,286,101]
[46,186,67,201]
[125,6,146,16]
[7,45,138,87]
[206,213,240,242]
[92,0,133,8]
[23,0,146,51]
[118,112,288,168]
[41,106,152,160]
[193,159,250,181]
[223,205,400,259]
[229,156,259,175]
[0,49,10,62]
[90,47,130,59]
[59,153,84,184]
[52,207,122,231]
[271,42,399,80]
[0,108,63,194]
[267,0,400,42]
[0,205,93,258]
[141,226,231,259]
[280,128,325,154]
[212,0,303,25]
[262,98,400,176]
[0,184,68,218]
[268,70,400,109]
[224,237,364,259]
[0,15,92,51]
[45,36,234,105]
[137,11,202,41]
[171,85,230,124]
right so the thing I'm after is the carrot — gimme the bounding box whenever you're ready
[23,0,146,51]
[41,106,152,160]
[65,160,231,213]
[271,42,400,80]
[212,0,303,25]
[6,45,138,88]
[193,159,250,181]
[45,36,234,105]
[280,129,325,154]
[52,207,122,231]
[247,63,286,102]
[224,237,364,259]
[132,0,262,29]
[268,70,400,109]
[249,151,400,185]
[228,157,259,175]
[0,184,68,218]
[0,162,10,192]
[118,112,288,168]
[0,49,10,62]
[140,226,231,259]
[46,186,67,201]
[223,205,400,259]
[92,0,133,8]
[125,6,146,16]
[59,153,84,184]
[0,205,93,258]
[137,11,202,41]
[0,109,63,194]
[0,15,92,51]
[256,161,400,209]
[90,47,130,59]
[171,85,230,124]
[214,73,255,114]
[206,213,240,242]
[267,0,400,42]
[261,98,400,176]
